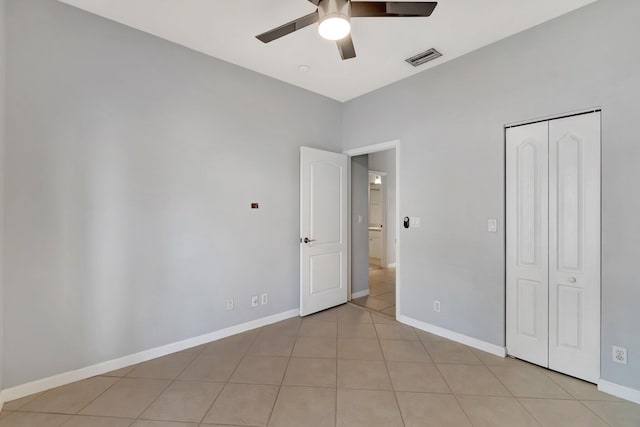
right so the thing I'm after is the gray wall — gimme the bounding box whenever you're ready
[368,150,396,266]
[343,0,640,391]
[351,155,369,295]
[3,0,341,387]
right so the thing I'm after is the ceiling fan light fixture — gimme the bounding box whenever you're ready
[318,15,351,40]
[317,0,352,40]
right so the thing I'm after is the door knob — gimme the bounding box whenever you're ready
[303,237,316,244]
[568,277,577,283]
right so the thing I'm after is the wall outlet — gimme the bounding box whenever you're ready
[410,217,421,228]
[488,219,497,233]
[613,346,627,364]
[433,300,441,313]
[261,293,269,305]
[226,299,234,310]
[251,295,259,308]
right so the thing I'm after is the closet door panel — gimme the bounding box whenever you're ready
[506,121,549,367]
[548,112,600,382]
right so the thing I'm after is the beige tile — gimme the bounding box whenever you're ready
[369,282,395,297]
[542,370,622,401]
[387,362,450,393]
[203,383,278,426]
[292,337,336,358]
[132,421,197,427]
[284,358,336,387]
[519,398,609,427]
[178,351,241,382]
[298,321,337,338]
[424,341,482,364]
[248,334,295,357]
[338,338,383,360]
[140,380,223,422]
[0,412,71,427]
[80,378,170,418]
[457,395,540,427]
[337,322,377,338]
[203,332,256,357]
[381,306,396,317]
[415,330,447,346]
[374,292,396,307]
[304,309,338,323]
[336,389,403,427]
[337,305,373,323]
[375,324,418,340]
[61,415,134,427]
[0,413,11,421]
[353,295,394,312]
[582,400,640,427]
[269,386,336,427]
[488,366,572,399]
[437,364,510,396]
[396,392,472,427]
[2,392,44,411]
[380,339,431,362]
[126,352,196,380]
[470,350,531,367]
[260,318,301,337]
[372,313,396,324]
[21,376,118,414]
[102,365,139,377]
[230,356,288,385]
[337,360,392,390]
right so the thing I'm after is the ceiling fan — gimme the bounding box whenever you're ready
[256,0,438,60]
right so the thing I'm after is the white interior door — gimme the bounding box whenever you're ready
[506,121,550,367]
[548,113,601,382]
[300,146,348,316]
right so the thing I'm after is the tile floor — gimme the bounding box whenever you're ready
[352,267,396,316]
[2,303,639,427]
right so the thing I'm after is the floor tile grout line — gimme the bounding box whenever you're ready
[373,314,406,427]
[139,329,257,425]
[574,400,615,427]
[195,328,264,425]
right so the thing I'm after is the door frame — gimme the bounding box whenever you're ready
[344,140,400,317]
[503,107,602,376]
[368,170,387,268]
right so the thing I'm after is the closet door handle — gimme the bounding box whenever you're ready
[568,277,577,283]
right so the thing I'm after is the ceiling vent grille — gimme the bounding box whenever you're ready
[405,48,442,67]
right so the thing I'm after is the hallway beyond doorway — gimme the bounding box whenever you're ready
[352,267,396,317]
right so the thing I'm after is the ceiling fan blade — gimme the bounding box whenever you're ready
[351,2,437,17]
[337,34,356,60]
[256,11,319,43]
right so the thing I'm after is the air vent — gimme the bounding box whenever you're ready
[405,48,442,67]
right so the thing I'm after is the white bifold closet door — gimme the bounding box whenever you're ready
[506,112,600,383]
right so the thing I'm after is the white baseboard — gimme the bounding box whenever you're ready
[386,263,396,268]
[351,289,370,299]
[1,308,300,403]
[598,379,640,404]
[397,314,506,357]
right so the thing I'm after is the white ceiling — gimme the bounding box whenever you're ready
[58,0,596,102]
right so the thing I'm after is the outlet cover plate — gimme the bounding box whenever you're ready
[613,345,628,364]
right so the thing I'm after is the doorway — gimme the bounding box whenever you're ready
[346,143,398,317]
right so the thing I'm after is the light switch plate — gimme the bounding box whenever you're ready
[358,215,363,224]
[488,219,497,232]
[410,217,421,228]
